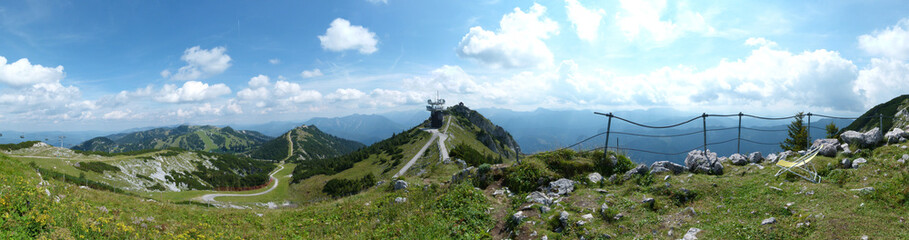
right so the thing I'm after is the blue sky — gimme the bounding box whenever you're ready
[1,0,909,131]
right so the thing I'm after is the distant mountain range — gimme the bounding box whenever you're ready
[71,125,272,153]
[303,114,405,145]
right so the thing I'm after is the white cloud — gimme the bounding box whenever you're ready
[403,65,480,94]
[366,0,387,4]
[858,18,909,60]
[326,88,366,102]
[318,18,378,54]
[0,56,65,87]
[237,75,323,111]
[155,81,232,103]
[457,3,559,69]
[301,68,324,78]
[102,110,131,120]
[744,37,777,47]
[269,59,280,65]
[615,0,714,44]
[854,58,909,107]
[248,74,271,88]
[565,0,605,42]
[170,46,232,81]
[160,69,171,78]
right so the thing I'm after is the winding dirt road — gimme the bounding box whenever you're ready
[393,116,451,178]
[199,164,285,202]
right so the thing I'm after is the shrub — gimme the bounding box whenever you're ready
[594,151,635,177]
[449,143,502,167]
[322,174,376,198]
[535,149,593,179]
[75,161,121,174]
[472,164,494,189]
[0,141,41,151]
[503,159,555,193]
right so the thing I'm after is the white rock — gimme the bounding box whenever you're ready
[682,228,701,240]
[761,217,777,225]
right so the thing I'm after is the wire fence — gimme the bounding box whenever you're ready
[554,112,896,158]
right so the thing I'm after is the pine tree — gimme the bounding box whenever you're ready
[781,112,809,151]
[825,122,839,139]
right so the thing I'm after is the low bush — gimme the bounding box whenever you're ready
[75,161,120,174]
[0,141,41,151]
[503,158,555,193]
[322,174,377,198]
[449,143,503,167]
[594,151,635,177]
[535,149,594,179]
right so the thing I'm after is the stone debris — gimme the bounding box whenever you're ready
[682,228,701,240]
[761,217,777,225]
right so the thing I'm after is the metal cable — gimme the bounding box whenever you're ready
[742,114,796,120]
[741,126,788,132]
[604,113,704,129]
[608,145,705,156]
[706,138,739,146]
[740,138,780,146]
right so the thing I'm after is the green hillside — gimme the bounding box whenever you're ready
[71,125,272,154]
[248,125,365,161]
[4,142,275,194]
[842,94,909,132]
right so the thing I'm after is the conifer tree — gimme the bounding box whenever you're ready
[825,122,839,139]
[781,112,809,151]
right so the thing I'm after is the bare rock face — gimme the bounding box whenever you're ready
[748,152,764,163]
[885,128,906,144]
[549,179,576,195]
[684,150,723,175]
[649,161,685,174]
[729,153,748,166]
[844,128,884,147]
[623,164,649,180]
[811,139,840,157]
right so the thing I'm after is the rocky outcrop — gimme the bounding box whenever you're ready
[811,138,840,157]
[685,150,723,175]
[587,172,603,183]
[841,128,883,147]
[748,152,764,163]
[885,128,906,144]
[650,161,686,174]
[393,180,408,190]
[549,179,576,195]
[852,158,867,168]
[729,153,748,166]
[623,164,649,179]
[448,103,520,158]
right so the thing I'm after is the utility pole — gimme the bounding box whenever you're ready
[702,113,708,157]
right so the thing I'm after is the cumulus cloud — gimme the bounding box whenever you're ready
[403,65,480,94]
[854,58,909,107]
[169,46,232,81]
[615,0,714,44]
[565,0,605,42]
[744,37,777,47]
[858,18,909,60]
[102,110,131,120]
[301,68,324,78]
[366,0,387,4]
[318,18,378,54]
[457,3,559,68]
[0,56,65,87]
[326,88,366,102]
[155,81,232,103]
[236,75,322,110]
[269,59,280,64]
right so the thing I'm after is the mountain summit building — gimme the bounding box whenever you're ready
[426,95,445,128]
